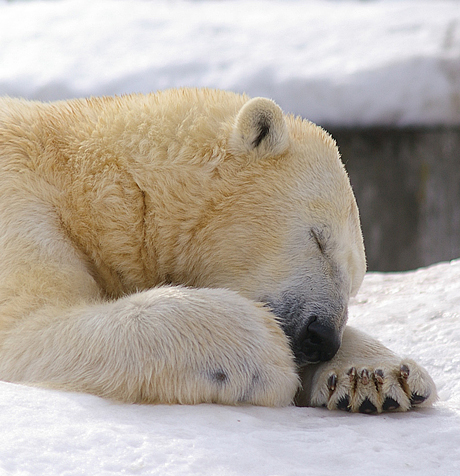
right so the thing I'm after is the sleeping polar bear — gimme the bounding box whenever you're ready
[0,88,436,413]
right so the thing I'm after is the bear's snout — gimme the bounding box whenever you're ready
[291,317,341,366]
[266,295,345,366]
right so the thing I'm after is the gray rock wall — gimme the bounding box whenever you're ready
[329,127,460,271]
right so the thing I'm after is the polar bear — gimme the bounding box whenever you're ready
[0,88,436,412]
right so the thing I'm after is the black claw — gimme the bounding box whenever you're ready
[327,374,337,392]
[383,397,400,411]
[411,393,428,405]
[359,398,377,414]
[360,369,370,385]
[400,364,410,379]
[347,367,357,382]
[337,395,350,412]
[374,369,384,384]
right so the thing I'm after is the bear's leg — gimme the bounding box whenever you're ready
[295,326,437,413]
[0,286,299,406]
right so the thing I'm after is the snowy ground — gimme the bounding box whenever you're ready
[1,260,459,476]
[0,0,459,126]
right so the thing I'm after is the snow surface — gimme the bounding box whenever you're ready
[1,260,459,476]
[0,0,460,126]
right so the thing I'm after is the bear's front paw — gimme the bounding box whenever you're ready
[310,359,437,414]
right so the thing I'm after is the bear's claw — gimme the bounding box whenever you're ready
[327,374,337,392]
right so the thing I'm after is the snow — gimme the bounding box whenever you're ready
[0,0,459,126]
[1,1,460,474]
[1,260,459,476]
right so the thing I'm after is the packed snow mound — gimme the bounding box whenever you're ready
[0,0,459,126]
[0,260,459,476]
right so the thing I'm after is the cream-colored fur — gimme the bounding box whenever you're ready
[0,88,436,410]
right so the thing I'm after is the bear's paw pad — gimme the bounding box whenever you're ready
[312,359,436,414]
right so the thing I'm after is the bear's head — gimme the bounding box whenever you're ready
[158,93,366,367]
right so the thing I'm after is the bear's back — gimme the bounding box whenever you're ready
[0,90,249,297]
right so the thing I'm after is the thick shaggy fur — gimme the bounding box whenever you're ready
[0,89,436,411]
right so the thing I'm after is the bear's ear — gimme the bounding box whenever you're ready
[229,97,289,159]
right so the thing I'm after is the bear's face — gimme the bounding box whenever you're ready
[187,98,366,366]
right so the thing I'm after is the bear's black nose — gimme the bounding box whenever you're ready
[291,318,341,366]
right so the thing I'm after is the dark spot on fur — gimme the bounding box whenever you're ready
[238,372,260,403]
[211,370,228,384]
[252,119,270,148]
